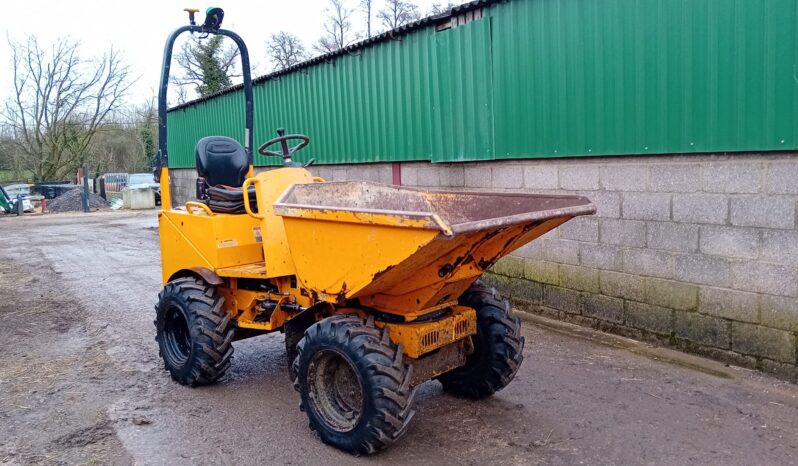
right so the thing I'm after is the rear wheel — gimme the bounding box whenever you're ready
[438,282,525,399]
[154,277,234,386]
[292,315,415,454]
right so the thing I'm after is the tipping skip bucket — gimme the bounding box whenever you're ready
[274,182,596,317]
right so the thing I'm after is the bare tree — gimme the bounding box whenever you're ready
[175,86,189,106]
[90,121,145,174]
[64,100,158,175]
[266,32,309,71]
[428,2,458,15]
[0,125,12,170]
[378,0,420,31]
[315,0,356,54]
[172,35,239,98]
[2,36,132,181]
[361,0,375,38]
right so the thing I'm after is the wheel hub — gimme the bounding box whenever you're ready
[307,349,364,432]
[163,305,191,367]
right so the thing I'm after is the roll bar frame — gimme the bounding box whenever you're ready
[155,25,254,179]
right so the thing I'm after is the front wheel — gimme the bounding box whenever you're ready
[292,315,416,454]
[154,277,234,386]
[437,282,525,399]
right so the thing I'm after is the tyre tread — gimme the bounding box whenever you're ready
[155,277,234,386]
[439,280,525,399]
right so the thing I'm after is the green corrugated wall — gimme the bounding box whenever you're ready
[167,0,798,168]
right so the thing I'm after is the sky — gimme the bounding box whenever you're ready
[0,0,452,107]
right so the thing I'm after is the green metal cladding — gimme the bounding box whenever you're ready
[167,0,798,167]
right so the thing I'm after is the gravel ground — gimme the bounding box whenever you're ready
[0,210,797,465]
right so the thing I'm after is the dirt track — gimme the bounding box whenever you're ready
[1,210,797,465]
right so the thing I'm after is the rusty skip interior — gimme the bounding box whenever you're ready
[274,181,597,234]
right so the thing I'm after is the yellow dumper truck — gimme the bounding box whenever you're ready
[154,8,595,453]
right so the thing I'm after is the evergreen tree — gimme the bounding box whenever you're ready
[173,35,239,99]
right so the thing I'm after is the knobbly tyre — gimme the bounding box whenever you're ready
[153,7,596,454]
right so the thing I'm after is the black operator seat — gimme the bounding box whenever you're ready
[195,136,257,214]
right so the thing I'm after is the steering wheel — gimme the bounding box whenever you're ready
[258,128,313,166]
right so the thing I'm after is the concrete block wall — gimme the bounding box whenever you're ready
[169,153,798,380]
[168,168,198,206]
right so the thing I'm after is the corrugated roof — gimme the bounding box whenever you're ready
[167,0,504,112]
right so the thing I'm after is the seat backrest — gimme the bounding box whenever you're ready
[195,136,248,187]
